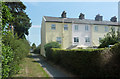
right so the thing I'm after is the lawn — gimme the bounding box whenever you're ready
[13,54,50,77]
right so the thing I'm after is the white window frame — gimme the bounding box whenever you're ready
[51,24,56,30]
[85,37,90,43]
[74,37,79,43]
[94,26,98,32]
[56,37,62,44]
[85,25,89,31]
[74,25,79,31]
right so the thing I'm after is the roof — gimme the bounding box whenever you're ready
[43,16,119,26]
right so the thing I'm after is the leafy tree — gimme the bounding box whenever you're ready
[33,44,41,54]
[2,2,13,30]
[4,1,32,38]
[99,28,120,48]
[31,43,36,50]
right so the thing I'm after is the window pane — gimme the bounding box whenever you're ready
[51,24,56,30]
[85,25,89,31]
[94,26,98,31]
[64,25,68,30]
[75,25,78,31]
[56,37,61,44]
[85,37,90,42]
[74,37,79,43]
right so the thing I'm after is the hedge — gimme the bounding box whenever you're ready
[46,44,120,78]
[48,48,104,77]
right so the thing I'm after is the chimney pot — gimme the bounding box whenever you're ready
[61,11,66,18]
[110,16,117,22]
[95,14,103,21]
[79,13,85,19]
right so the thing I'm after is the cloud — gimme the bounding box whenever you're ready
[32,25,40,28]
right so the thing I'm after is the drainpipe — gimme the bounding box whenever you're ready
[62,18,64,48]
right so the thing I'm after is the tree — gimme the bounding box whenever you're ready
[99,27,120,48]
[4,1,32,38]
[31,43,36,50]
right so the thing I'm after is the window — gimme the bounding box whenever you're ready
[51,24,56,30]
[105,26,108,32]
[74,37,79,43]
[85,25,89,31]
[94,26,98,32]
[64,25,68,30]
[56,37,62,44]
[75,25,78,31]
[85,37,90,43]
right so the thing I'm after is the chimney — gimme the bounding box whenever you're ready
[79,13,85,19]
[61,11,66,18]
[110,16,117,22]
[95,14,103,21]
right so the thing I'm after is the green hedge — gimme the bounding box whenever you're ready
[46,43,120,78]
[49,48,104,77]
[44,42,61,59]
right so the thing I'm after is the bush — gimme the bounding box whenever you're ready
[47,43,120,78]
[49,48,104,77]
[2,44,13,78]
[33,44,41,54]
[2,33,30,78]
[44,42,61,59]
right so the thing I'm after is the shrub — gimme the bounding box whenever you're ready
[99,28,120,48]
[33,44,41,54]
[47,43,120,78]
[2,33,30,77]
[44,42,61,59]
[49,48,104,77]
[2,44,13,78]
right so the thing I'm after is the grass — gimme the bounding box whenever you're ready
[13,54,50,77]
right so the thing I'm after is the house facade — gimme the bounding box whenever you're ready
[41,11,119,56]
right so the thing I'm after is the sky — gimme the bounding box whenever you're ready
[23,2,118,46]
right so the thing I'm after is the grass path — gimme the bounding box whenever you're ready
[13,54,50,77]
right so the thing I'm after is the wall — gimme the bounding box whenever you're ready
[72,24,92,47]
[92,25,118,47]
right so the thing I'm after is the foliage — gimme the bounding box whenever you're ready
[31,43,36,50]
[4,1,32,38]
[99,28,120,48]
[1,2,31,78]
[2,32,30,78]
[2,2,13,30]
[33,44,41,54]
[44,42,61,59]
[46,43,120,78]
[48,48,104,77]
[2,44,13,78]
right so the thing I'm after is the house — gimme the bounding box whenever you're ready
[41,11,119,56]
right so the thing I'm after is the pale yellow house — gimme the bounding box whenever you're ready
[41,11,119,56]
[41,11,72,56]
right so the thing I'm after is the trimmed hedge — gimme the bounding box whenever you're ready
[49,48,104,77]
[46,44,120,78]
[44,42,61,59]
